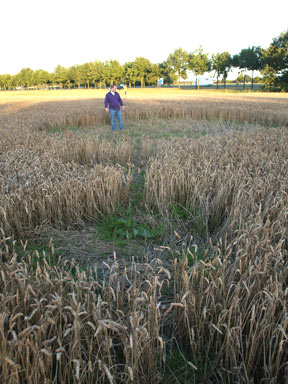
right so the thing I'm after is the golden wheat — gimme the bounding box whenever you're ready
[0,248,168,383]
[0,89,287,383]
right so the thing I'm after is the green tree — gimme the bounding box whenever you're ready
[103,61,112,87]
[261,30,288,90]
[0,75,5,89]
[167,48,188,88]
[236,73,252,83]
[233,46,262,89]
[33,70,50,88]
[12,73,22,88]
[212,52,232,88]
[102,60,124,87]
[53,65,68,88]
[97,62,108,88]
[134,57,152,87]
[189,46,211,89]
[261,64,278,90]
[147,63,161,86]
[109,60,124,85]
[0,74,13,90]
[17,68,34,88]
[67,66,80,88]
[253,76,263,83]
[159,61,177,85]
[79,62,94,89]
[91,61,105,88]
[124,61,138,88]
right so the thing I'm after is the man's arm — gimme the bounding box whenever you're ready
[104,93,109,112]
[118,93,124,108]
[104,93,109,108]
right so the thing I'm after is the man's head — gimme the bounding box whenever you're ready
[110,84,117,92]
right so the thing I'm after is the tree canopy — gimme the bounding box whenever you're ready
[212,52,232,88]
[167,48,189,88]
[233,46,263,89]
[261,30,288,90]
[188,47,211,89]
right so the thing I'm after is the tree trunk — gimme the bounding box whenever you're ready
[251,70,254,90]
[217,75,219,89]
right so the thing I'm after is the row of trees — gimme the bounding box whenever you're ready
[170,30,287,91]
[1,30,287,91]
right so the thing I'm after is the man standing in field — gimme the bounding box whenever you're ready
[105,84,125,131]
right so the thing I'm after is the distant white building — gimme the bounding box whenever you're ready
[180,71,214,86]
[195,76,214,86]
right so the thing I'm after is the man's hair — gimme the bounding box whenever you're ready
[110,84,117,89]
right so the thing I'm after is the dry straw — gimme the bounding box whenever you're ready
[0,91,287,382]
[0,248,168,383]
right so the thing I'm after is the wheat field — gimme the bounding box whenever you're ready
[0,89,287,383]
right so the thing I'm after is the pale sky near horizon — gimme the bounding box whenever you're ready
[1,0,287,79]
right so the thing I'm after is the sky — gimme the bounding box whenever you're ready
[1,0,287,79]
